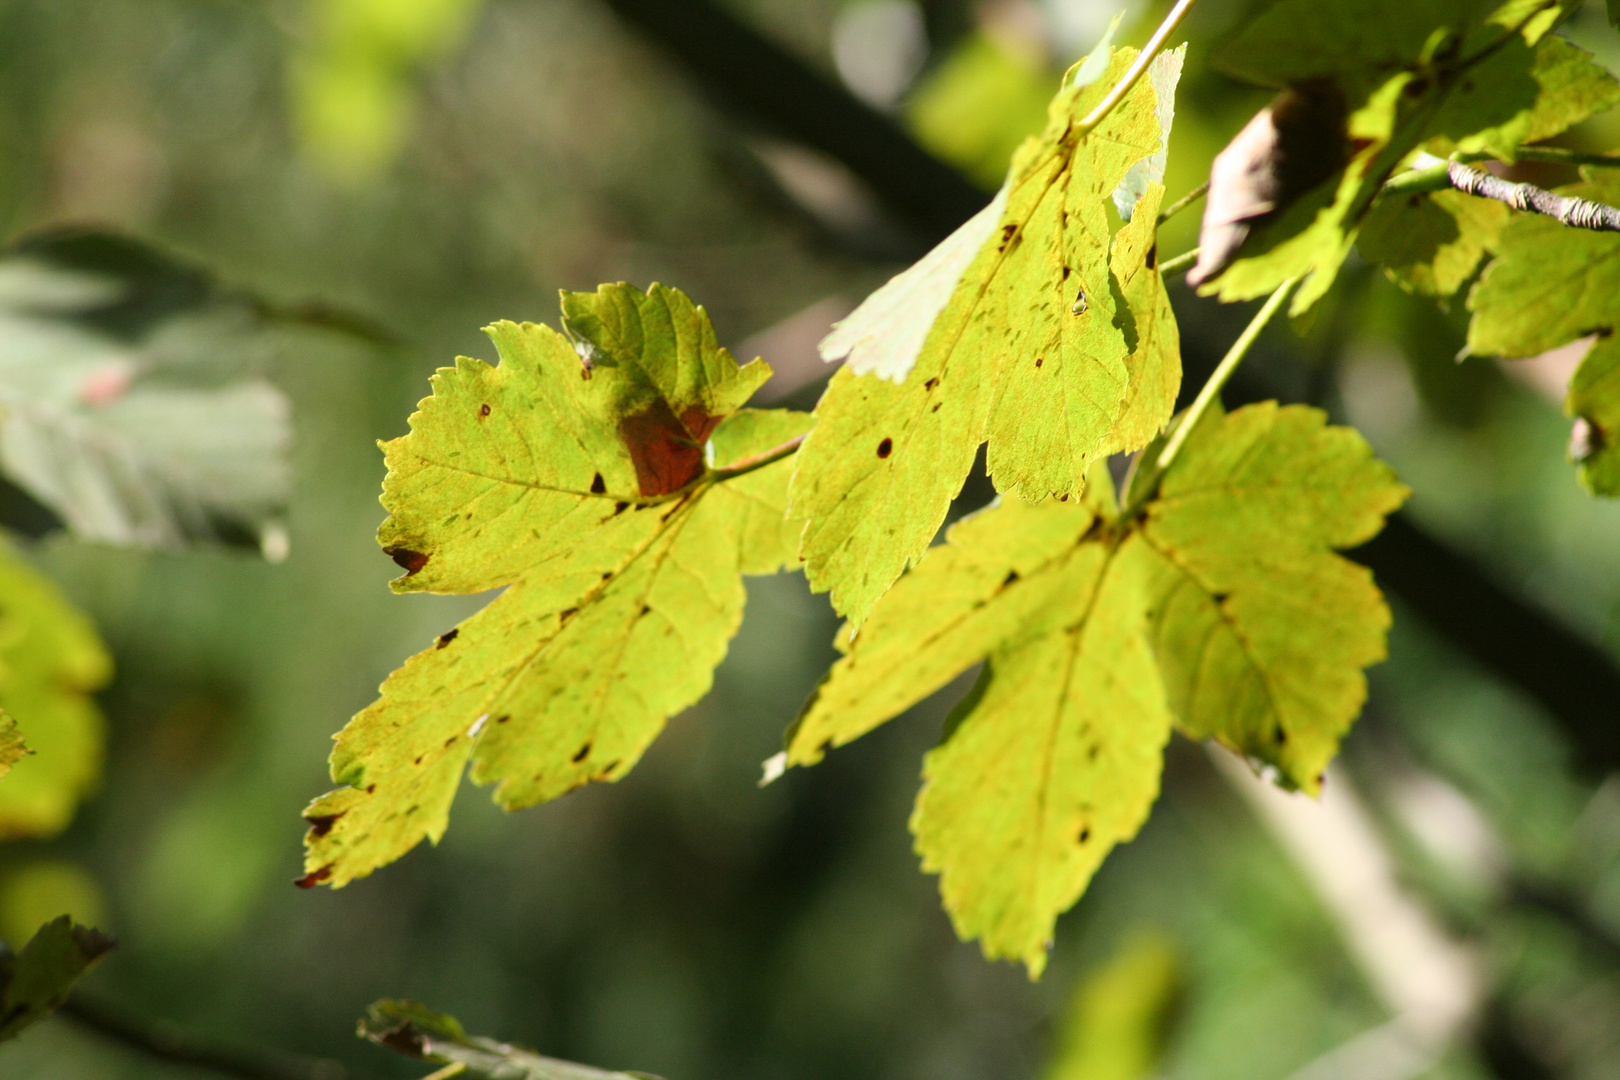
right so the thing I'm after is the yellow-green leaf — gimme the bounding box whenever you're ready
[1359,189,1511,296]
[1201,0,1591,313]
[1568,335,1620,495]
[1137,404,1408,793]
[0,717,25,781]
[0,541,112,839]
[780,404,1403,972]
[1043,930,1180,1080]
[302,284,809,888]
[798,46,1174,623]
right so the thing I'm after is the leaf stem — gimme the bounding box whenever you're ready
[709,433,807,481]
[1157,246,1200,277]
[1075,0,1201,137]
[1154,277,1299,472]
[1156,181,1208,225]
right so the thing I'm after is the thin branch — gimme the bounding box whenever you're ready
[709,433,806,481]
[1156,181,1208,225]
[1158,246,1200,277]
[62,992,381,1080]
[1445,160,1620,231]
[1155,277,1299,472]
[1075,0,1203,136]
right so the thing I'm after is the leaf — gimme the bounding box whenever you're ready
[1196,0,1594,313]
[302,283,810,888]
[1043,930,1180,1080]
[781,404,1404,972]
[0,915,115,1042]
[0,229,294,554]
[1135,404,1408,793]
[797,45,1176,623]
[360,999,662,1080]
[1358,189,1511,296]
[1466,173,1620,492]
[0,539,112,839]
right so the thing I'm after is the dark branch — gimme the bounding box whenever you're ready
[1447,160,1620,231]
[597,0,991,240]
[62,992,380,1080]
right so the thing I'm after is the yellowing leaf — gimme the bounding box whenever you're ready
[1467,174,1620,493]
[0,541,112,839]
[1359,189,1511,296]
[780,404,1403,973]
[0,717,25,781]
[1137,404,1408,793]
[302,283,810,888]
[797,46,1175,623]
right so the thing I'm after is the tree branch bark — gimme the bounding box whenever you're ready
[1446,160,1620,231]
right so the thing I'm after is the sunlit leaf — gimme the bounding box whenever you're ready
[0,915,114,1042]
[360,999,661,1080]
[0,540,112,839]
[302,283,810,888]
[798,46,1175,623]
[782,404,1403,971]
[0,717,25,781]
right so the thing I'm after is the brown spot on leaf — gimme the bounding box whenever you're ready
[591,473,607,494]
[559,607,579,624]
[1078,826,1091,843]
[1146,243,1157,270]
[923,377,939,391]
[1002,571,1020,587]
[614,501,630,514]
[496,714,510,724]
[619,399,723,496]
[1035,357,1043,368]
[877,438,893,458]
[295,865,332,889]
[306,813,342,839]
[1276,728,1288,745]
[479,404,491,418]
[386,547,430,575]
[436,628,459,649]
[572,742,592,763]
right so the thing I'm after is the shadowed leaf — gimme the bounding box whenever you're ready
[0,915,114,1042]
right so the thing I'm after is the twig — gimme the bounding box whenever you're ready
[1157,246,1199,277]
[62,991,379,1080]
[1155,277,1299,472]
[1156,181,1208,225]
[1445,159,1620,231]
[709,433,807,481]
[1075,0,1202,137]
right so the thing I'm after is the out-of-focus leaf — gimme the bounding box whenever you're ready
[783,405,1404,971]
[0,539,111,838]
[1359,189,1510,296]
[293,0,487,180]
[1467,173,1620,492]
[0,717,24,781]
[799,46,1173,623]
[1043,930,1180,1080]
[0,229,293,554]
[302,283,810,888]
[360,999,662,1080]
[0,915,114,1042]
[1196,0,1606,313]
